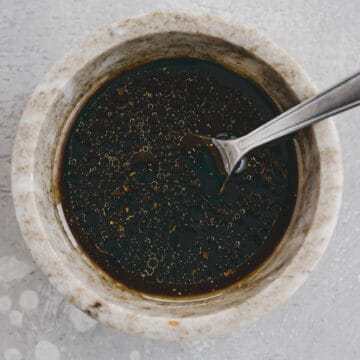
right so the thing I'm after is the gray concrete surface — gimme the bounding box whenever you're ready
[1,0,360,359]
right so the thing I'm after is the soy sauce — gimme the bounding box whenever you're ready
[59,58,298,297]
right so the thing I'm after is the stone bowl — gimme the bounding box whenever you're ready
[11,12,342,340]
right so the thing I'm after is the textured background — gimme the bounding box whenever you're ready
[1,0,360,359]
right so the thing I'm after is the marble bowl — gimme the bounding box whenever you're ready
[11,12,342,340]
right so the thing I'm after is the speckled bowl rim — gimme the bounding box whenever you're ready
[12,11,342,340]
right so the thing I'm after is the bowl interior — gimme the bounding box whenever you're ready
[32,31,320,318]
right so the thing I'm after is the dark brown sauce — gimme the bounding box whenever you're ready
[59,58,298,297]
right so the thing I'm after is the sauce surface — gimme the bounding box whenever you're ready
[59,58,298,297]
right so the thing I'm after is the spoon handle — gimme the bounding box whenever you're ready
[240,70,360,150]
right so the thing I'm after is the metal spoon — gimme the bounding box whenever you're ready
[210,71,360,175]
